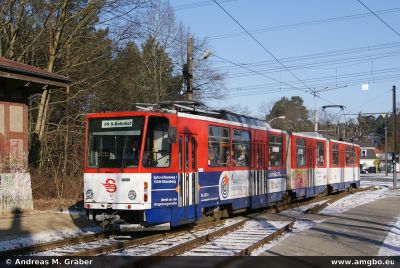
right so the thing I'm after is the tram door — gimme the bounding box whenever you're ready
[339,150,345,184]
[178,134,198,208]
[253,142,266,195]
[306,146,315,188]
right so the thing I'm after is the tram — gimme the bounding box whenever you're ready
[83,102,360,229]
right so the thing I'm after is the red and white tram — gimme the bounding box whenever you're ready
[83,103,360,229]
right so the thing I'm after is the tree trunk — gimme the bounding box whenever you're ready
[35,0,69,140]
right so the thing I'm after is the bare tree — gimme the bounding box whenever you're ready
[0,0,228,202]
[131,1,225,102]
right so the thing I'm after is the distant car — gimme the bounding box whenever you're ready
[366,166,380,173]
[360,165,367,174]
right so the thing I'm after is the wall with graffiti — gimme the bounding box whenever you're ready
[0,172,33,213]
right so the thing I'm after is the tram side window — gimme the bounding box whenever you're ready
[345,145,355,165]
[269,135,283,167]
[208,126,230,167]
[296,138,306,166]
[233,129,250,167]
[143,117,171,168]
[179,137,182,170]
[332,144,339,166]
[192,137,196,169]
[316,142,325,166]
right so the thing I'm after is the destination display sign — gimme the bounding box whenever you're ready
[101,119,133,128]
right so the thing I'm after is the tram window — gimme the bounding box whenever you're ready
[233,129,250,167]
[185,136,189,169]
[316,142,325,166]
[143,117,171,168]
[86,116,144,168]
[208,126,230,167]
[346,145,355,165]
[332,144,339,166]
[192,137,196,169]
[296,138,306,166]
[179,137,182,170]
[269,134,283,167]
[361,149,367,157]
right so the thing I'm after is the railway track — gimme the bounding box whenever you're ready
[70,193,354,256]
[112,196,337,267]
[70,220,228,257]
[0,232,109,256]
[157,195,341,257]
[0,220,228,257]
[120,187,373,266]
[0,187,372,258]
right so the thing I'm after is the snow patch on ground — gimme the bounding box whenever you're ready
[321,188,390,215]
[251,218,325,256]
[1,175,398,256]
[56,209,86,216]
[0,227,101,251]
[379,216,400,256]
[253,177,400,256]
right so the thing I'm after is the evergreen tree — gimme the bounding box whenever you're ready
[267,96,313,132]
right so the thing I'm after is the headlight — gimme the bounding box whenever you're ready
[86,189,94,199]
[128,190,137,200]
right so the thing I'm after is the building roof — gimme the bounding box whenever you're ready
[358,141,375,147]
[360,146,383,159]
[0,57,71,96]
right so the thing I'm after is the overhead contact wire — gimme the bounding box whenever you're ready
[212,0,313,93]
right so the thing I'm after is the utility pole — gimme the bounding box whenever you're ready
[393,85,397,188]
[186,37,194,101]
[385,125,388,176]
[312,90,318,132]
[314,110,318,132]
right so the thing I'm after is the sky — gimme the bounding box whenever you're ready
[168,0,400,121]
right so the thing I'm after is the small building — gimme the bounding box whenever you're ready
[359,144,399,172]
[360,146,381,169]
[0,57,71,213]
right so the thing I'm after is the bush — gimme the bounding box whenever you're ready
[30,170,83,210]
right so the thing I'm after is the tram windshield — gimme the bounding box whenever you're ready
[86,117,144,168]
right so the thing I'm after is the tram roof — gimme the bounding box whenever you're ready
[136,101,269,128]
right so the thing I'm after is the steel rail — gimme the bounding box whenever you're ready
[1,186,372,258]
[234,186,373,256]
[151,187,375,258]
[68,220,225,257]
[150,200,327,258]
[0,232,109,256]
[115,186,375,267]
[153,219,249,256]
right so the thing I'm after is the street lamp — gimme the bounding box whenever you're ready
[198,49,211,61]
[268,116,286,124]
